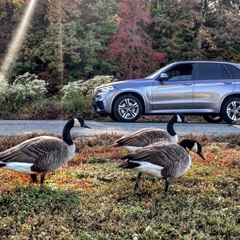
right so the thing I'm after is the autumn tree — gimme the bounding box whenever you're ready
[108,0,163,80]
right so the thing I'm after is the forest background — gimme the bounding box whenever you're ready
[0,0,240,119]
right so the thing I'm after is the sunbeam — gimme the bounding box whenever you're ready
[0,0,38,76]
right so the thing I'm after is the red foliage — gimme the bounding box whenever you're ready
[108,0,164,79]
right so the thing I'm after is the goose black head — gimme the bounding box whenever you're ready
[73,116,91,129]
[179,139,205,160]
[174,114,190,124]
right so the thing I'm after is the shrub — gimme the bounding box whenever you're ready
[5,72,47,107]
[60,75,117,118]
[61,75,117,102]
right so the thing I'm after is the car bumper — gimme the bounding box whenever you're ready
[92,92,114,116]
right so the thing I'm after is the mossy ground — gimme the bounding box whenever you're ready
[0,133,239,239]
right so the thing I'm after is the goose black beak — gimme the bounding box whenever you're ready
[83,124,91,129]
[199,152,205,160]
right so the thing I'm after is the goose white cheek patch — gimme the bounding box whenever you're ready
[191,142,198,153]
[74,118,81,127]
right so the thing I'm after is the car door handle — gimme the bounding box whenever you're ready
[223,81,233,84]
[183,83,192,86]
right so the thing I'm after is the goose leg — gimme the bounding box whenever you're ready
[40,172,47,185]
[30,174,38,183]
[164,178,170,194]
[134,172,142,191]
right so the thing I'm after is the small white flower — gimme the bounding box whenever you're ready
[132,233,138,240]
[145,226,152,232]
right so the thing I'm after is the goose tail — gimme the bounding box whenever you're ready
[0,162,6,168]
[118,161,140,169]
[119,154,140,169]
[121,154,134,160]
[110,142,119,147]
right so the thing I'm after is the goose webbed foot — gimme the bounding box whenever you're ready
[30,174,38,183]
[134,172,142,192]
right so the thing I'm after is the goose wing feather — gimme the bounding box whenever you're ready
[122,142,188,167]
[31,142,70,172]
[113,128,171,147]
[0,136,69,168]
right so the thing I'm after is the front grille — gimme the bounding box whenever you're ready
[97,101,104,110]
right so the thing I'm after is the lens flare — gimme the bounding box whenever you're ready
[0,0,38,75]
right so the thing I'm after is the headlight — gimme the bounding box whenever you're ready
[96,86,114,95]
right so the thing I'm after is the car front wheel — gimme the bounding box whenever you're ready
[113,95,142,122]
[222,97,240,123]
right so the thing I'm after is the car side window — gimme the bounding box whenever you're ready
[165,64,193,81]
[197,63,230,80]
[224,64,240,79]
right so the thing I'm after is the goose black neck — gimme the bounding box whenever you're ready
[167,116,177,136]
[62,120,74,146]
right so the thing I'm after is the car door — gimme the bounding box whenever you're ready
[193,63,235,110]
[150,63,194,111]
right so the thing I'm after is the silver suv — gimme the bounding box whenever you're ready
[92,61,240,123]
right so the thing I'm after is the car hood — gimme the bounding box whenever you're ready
[97,78,153,89]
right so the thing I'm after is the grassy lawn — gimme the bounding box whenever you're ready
[0,133,239,239]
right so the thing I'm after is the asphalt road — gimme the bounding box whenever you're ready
[0,119,240,137]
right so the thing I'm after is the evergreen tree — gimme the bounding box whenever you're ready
[150,0,240,63]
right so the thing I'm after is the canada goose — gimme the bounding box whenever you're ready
[119,139,205,194]
[111,114,190,151]
[0,116,90,185]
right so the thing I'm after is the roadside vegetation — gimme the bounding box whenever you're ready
[0,133,239,239]
[0,73,116,120]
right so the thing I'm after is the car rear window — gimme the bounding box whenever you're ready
[197,63,230,80]
[224,64,240,79]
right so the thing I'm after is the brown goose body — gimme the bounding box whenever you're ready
[0,117,90,184]
[111,128,171,151]
[119,139,205,193]
[111,114,189,151]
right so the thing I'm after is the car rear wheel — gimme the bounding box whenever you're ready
[222,97,240,123]
[113,95,142,122]
[203,114,223,123]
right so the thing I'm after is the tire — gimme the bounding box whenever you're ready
[221,97,240,123]
[203,114,223,123]
[109,114,119,121]
[113,95,142,122]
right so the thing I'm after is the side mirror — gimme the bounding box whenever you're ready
[159,73,168,80]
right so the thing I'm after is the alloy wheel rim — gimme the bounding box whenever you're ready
[227,100,240,120]
[118,98,139,120]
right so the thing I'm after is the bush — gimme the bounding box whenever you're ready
[61,75,117,102]
[0,75,117,119]
[60,75,117,119]
[5,72,47,107]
